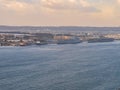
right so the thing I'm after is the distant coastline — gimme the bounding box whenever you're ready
[0,26,120,46]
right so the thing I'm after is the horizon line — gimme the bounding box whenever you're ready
[0,25,120,28]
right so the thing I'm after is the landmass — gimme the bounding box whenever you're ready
[0,26,120,46]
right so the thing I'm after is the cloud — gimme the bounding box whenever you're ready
[0,0,35,12]
[0,0,100,13]
[0,0,119,26]
[41,0,100,12]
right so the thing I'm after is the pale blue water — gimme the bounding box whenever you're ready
[0,42,120,90]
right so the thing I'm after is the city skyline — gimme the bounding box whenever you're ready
[0,0,120,26]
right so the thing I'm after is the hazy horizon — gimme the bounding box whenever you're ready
[0,25,120,28]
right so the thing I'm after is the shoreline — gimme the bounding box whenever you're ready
[0,40,119,47]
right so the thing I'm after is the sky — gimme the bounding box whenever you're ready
[0,0,120,26]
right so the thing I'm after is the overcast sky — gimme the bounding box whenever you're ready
[0,0,120,26]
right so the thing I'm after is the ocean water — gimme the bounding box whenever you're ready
[0,42,120,90]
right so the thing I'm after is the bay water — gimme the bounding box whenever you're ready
[0,42,120,90]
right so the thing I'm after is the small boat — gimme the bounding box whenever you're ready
[35,41,47,45]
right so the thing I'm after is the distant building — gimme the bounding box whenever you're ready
[104,34,120,40]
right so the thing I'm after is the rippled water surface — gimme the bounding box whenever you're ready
[0,42,120,90]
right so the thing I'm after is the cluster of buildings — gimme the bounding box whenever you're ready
[0,33,53,46]
[104,34,120,40]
